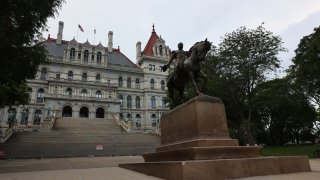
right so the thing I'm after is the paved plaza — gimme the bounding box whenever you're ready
[0,156,319,180]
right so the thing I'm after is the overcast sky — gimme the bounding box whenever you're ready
[45,0,320,76]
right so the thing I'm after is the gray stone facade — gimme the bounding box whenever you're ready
[0,21,170,132]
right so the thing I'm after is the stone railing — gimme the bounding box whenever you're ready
[113,114,132,132]
[0,127,14,143]
[42,116,58,130]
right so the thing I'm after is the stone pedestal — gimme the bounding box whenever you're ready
[119,95,311,180]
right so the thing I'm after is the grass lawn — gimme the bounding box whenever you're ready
[260,145,320,158]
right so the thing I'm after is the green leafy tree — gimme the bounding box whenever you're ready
[289,26,320,107]
[0,0,64,107]
[253,78,316,145]
[206,24,286,144]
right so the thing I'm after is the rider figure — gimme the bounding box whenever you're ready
[162,42,188,72]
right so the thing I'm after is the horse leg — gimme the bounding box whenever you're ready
[188,71,202,95]
[178,86,185,104]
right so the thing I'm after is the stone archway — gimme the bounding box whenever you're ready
[80,106,89,118]
[62,106,72,117]
[96,107,104,118]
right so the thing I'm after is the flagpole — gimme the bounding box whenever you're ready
[77,25,79,41]
[93,28,96,45]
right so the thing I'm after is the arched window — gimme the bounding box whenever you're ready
[151,96,156,108]
[27,87,32,99]
[96,90,102,98]
[127,95,132,108]
[118,94,123,108]
[70,48,76,60]
[79,106,89,118]
[96,74,101,82]
[62,106,72,117]
[67,71,73,80]
[151,114,157,127]
[81,89,87,97]
[66,88,72,96]
[7,108,17,124]
[150,79,155,89]
[21,109,29,124]
[97,52,102,65]
[162,97,166,108]
[126,113,131,122]
[135,79,140,88]
[127,77,131,88]
[34,109,42,124]
[161,80,165,90]
[82,73,87,81]
[118,77,123,87]
[84,50,89,64]
[37,88,44,103]
[136,114,141,127]
[96,107,104,118]
[136,96,140,109]
[40,68,47,80]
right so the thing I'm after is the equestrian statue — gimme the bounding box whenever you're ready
[162,39,211,109]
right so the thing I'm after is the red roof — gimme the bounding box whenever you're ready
[143,27,159,56]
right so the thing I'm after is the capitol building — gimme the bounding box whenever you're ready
[0,21,171,132]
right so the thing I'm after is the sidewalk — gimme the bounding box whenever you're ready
[0,156,319,180]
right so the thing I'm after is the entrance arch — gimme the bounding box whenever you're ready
[96,107,104,118]
[62,106,72,117]
[80,106,89,118]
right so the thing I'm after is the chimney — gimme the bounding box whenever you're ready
[56,21,64,44]
[108,31,113,52]
[136,41,141,62]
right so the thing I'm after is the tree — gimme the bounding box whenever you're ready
[289,26,320,107]
[206,24,286,144]
[0,0,64,107]
[253,78,316,145]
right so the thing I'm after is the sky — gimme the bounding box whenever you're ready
[45,0,320,76]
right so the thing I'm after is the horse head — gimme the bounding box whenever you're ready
[189,38,211,62]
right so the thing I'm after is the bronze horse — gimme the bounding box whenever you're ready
[166,39,211,109]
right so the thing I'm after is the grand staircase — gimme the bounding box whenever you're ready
[0,118,160,159]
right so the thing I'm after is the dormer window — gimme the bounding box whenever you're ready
[97,52,102,65]
[159,45,163,56]
[70,48,76,60]
[84,50,89,64]
[40,68,47,80]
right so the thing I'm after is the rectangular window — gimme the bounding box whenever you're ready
[56,74,60,80]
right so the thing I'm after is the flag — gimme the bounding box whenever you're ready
[78,24,84,32]
[94,29,96,34]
